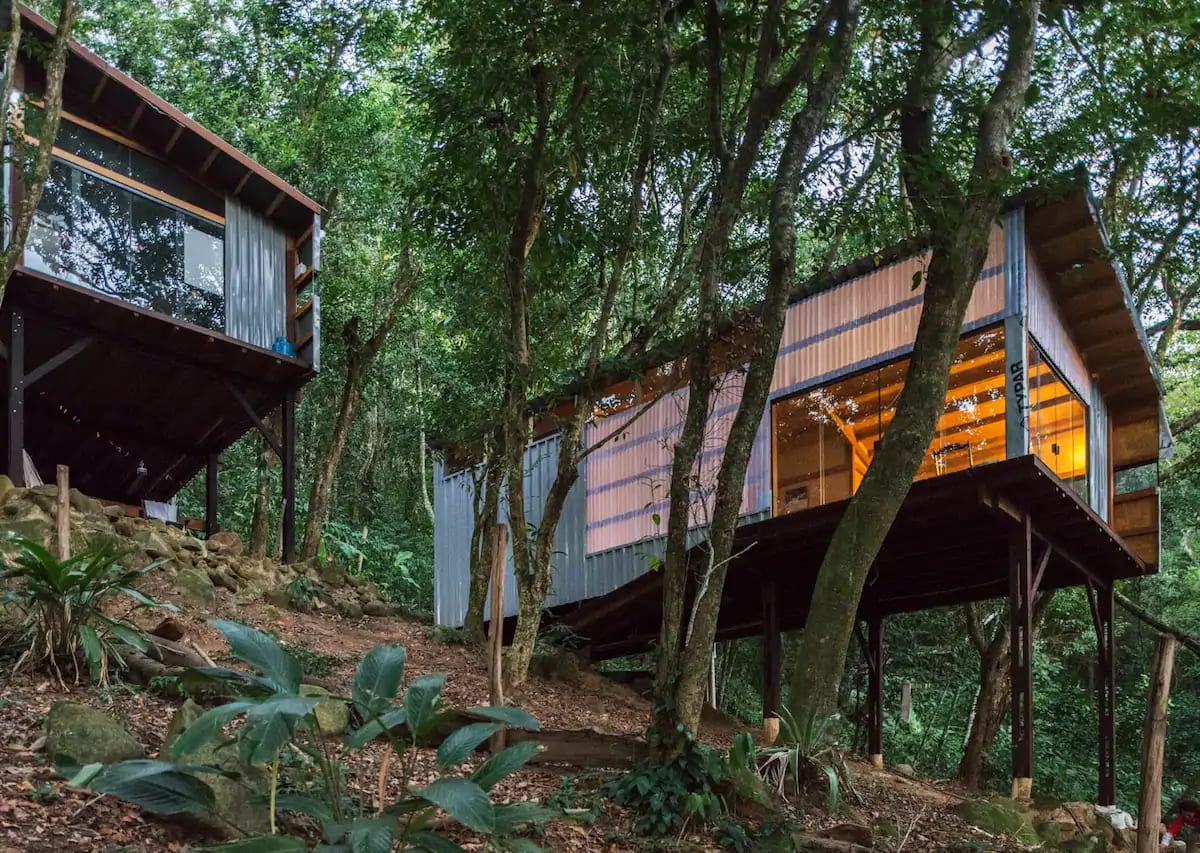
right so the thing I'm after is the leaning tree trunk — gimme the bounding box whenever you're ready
[300,354,367,561]
[959,638,1011,788]
[464,448,503,644]
[248,430,274,558]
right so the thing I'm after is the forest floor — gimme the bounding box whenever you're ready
[0,571,1034,852]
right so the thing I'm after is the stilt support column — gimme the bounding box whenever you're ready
[866,616,883,768]
[281,390,296,564]
[1086,579,1116,807]
[7,309,24,486]
[1009,512,1034,800]
[205,453,220,538]
[762,576,780,744]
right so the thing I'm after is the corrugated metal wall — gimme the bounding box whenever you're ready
[433,434,587,626]
[1090,384,1110,520]
[225,198,287,349]
[771,225,1007,400]
[583,370,770,554]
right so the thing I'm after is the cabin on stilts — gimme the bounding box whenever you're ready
[0,4,321,559]
[432,172,1167,804]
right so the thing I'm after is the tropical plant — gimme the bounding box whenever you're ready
[754,709,854,814]
[0,536,172,684]
[69,620,553,851]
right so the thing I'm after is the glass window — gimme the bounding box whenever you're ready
[25,159,226,332]
[1028,342,1088,498]
[772,327,1006,515]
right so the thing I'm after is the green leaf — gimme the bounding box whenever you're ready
[492,802,558,834]
[416,776,493,833]
[436,723,501,767]
[464,706,541,731]
[94,760,215,817]
[168,701,255,760]
[65,763,103,788]
[406,832,468,853]
[352,646,406,717]
[210,620,301,694]
[911,270,923,291]
[470,740,540,791]
[501,839,544,853]
[104,619,150,652]
[344,707,407,750]
[242,696,321,763]
[78,624,103,680]
[274,793,336,824]
[404,673,445,741]
[206,837,308,852]
[347,817,395,853]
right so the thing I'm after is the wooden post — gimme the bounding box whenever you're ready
[1097,583,1117,806]
[1137,634,1176,853]
[900,682,913,727]
[55,465,69,560]
[1009,513,1035,800]
[7,308,24,487]
[707,644,718,712]
[867,616,884,768]
[762,577,781,744]
[205,453,220,538]
[488,524,508,752]
[281,391,296,563]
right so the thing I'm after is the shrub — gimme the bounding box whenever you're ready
[0,536,173,684]
[70,619,555,851]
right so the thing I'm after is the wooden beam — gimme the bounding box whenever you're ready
[89,75,108,103]
[24,337,94,387]
[205,453,220,538]
[1009,511,1034,798]
[866,616,883,767]
[762,578,781,736]
[199,147,220,176]
[281,390,296,563]
[225,380,283,457]
[233,169,253,196]
[163,124,185,155]
[265,190,286,217]
[128,101,146,131]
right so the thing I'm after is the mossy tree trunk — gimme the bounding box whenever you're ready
[786,0,1041,732]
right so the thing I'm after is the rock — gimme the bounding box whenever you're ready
[207,568,239,593]
[263,587,292,609]
[0,475,14,506]
[113,518,137,538]
[44,701,144,764]
[1036,819,1063,848]
[163,700,268,837]
[68,488,104,515]
[104,504,126,519]
[1061,834,1106,853]
[177,566,217,609]
[954,798,1041,847]
[319,562,347,589]
[136,528,175,560]
[817,824,873,846]
[0,492,54,544]
[893,763,916,778]
[179,538,205,554]
[334,598,363,619]
[531,650,583,683]
[300,685,350,736]
[207,531,244,558]
[362,600,393,618]
[345,573,367,588]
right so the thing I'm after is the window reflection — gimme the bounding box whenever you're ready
[1028,342,1088,498]
[772,328,1007,515]
[25,159,225,332]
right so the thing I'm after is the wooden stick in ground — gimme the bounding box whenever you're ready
[1137,633,1176,853]
[488,523,508,751]
[55,465,69,560]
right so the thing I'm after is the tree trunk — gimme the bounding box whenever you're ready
[1137,634,1176,853]
[248,421,276,558]
[786,0,1040,732]
[465,447,503,644]
[959,637,1010,788]
[300,354,367,561]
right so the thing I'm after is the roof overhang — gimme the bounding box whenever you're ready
[11,2,322,234]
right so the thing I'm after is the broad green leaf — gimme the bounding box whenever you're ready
[168,701,255,760]
[274,793,336,824]
[242,696,321,763]
[405,832,468,853]
[471,741,541,791]
[403,674,445,741]
[65,763,103,788]
[104,619,150,652]
[436,722,500,767]
[464,706,541,732]
[344,707,407,750]
[347,816,395,853]
[352,646,406,716]
[492,802,559,835]
[94,760,215,817]
[207,837,307,852]
[210,619,301,694]
[501,839,545,853]
[416,776,493,833]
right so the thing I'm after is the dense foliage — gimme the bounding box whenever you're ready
[41,0,1200,821]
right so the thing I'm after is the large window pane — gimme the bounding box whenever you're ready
[772,327,1007,515]
[1028,342,1088,498]
[25,159,226,333]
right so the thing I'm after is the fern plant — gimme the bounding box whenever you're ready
[0,536,171,684]
[70,620,553,852]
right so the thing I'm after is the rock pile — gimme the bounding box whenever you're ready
[0,477,395,619]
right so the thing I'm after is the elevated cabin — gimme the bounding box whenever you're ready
[1,4,321,556]
[434,179,1166,804]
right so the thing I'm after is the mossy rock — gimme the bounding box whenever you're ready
[1061,834,1107,853]
[44,701,144,765]
[300,685,350,735]
[177,565,217,609]
[163,700,269,837]
[1037,819,1063,847]
[954,798,1041,846]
